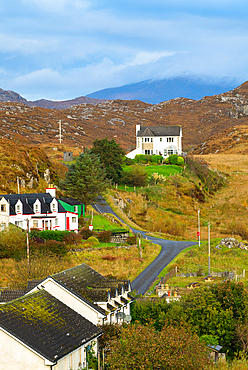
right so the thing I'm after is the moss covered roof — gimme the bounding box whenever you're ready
[51,263,130,305]
[0,290,102,362]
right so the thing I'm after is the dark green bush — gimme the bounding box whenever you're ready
[122,165,148,187]
[79,227,94,239]
[97,230,112,243]
[168,154,178,164]
[126,236,137,245]
[150,155,163,164]
[29,229,72,242]
[134,154,152,164]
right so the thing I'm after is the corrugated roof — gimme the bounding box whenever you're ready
[0,290,102,362]
[137,125,181,137]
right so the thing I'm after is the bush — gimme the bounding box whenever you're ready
[134,154,152,164]
[177,156,185,165]
[97,230,112,243]
[168,154,178,164]
[150,155,163,164]
[86,236,99,247]
[30,229,71,242]
[0,224,26,259]
[123,165,148,187]
[31,239,67,256]
[126,236,137,245]
[164,157,170,164]
[79,226,94,239]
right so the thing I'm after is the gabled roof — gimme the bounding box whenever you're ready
[0,289,28,303]
[0,193,66,216]
[49,264,130,310]
[59,197,84,206]
[137,125,181,137]
[0,290,102,363]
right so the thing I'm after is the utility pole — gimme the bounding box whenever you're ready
[198,209,201,247]
[58,120,62,144]
[208,222,211,275]
[27,219,30,277]
[17,176,20,194]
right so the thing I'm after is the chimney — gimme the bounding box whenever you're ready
[46,188,56,198]
[136,124,141,135]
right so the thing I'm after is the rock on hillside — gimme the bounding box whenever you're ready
[0,138,64,194]
[1,81,248,151]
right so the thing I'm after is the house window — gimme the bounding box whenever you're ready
[72,217,76,223]
[167,137,174,143]
[33,220,38,228]
[74,206,78,213]
[55,218,59,226]
[0,205,6,212]
[142,138,144,142]
[15,220,23,228]
[145,150,150,155]
[160,138,162,142]
[52,203,56,212]
[35,204,39,213]
[151,138,153,142]
[16,205,21,213]
[167,149,174,155]
[145,138,149,142]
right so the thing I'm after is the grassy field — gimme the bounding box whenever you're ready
[123,164,182,177]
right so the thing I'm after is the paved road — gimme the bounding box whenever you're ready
[92,197,196,295]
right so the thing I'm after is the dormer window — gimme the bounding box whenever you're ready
[51,199,58,213]
[15,201,22,215]
[33,199,40,214]
[74,205,78,213]
[1,204,6,212]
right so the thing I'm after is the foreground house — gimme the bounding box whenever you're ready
[28,263,133,325]
[126,124,183,159]
[0,188,78,232]
[0,290,102,370]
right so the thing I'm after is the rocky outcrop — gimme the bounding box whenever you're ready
[216,237,247,250]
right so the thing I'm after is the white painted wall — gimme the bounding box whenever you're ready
[0,328,48,370]
[30,280,104,325]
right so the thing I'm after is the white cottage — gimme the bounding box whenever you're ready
[0,188,78,232]
[0,290,102,370]
[126,124,183,159]
[28,264,133,325]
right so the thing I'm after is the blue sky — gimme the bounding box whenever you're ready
[0,0,248,100]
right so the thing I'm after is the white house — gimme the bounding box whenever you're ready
[0,188,78,232]
[0,289,102,370]
[126,124,183,159]
[28,264,133,325]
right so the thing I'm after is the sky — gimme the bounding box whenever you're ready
[0,0,248,100]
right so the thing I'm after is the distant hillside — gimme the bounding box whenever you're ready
[192,125,248,155]
[86,77,237,104]
[1,81,248,155]
[0,139,65,194]
[0,88,106,109]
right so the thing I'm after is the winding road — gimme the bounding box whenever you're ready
[92,197,196,295]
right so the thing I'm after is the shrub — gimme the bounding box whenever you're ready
[30,229,71,242]
[0,224,26,259]
[79,226,94,239]
[134,154,152,164]
[150,155,163,164]
[97,230,112,243]
[177,156,185,165]
[164,157,170,164]
[168,154,178,164]
[123,165,148,187]
[86,236,99,247]
[32,239,67,256]
[126,236,137,245]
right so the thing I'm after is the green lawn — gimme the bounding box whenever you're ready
[92,214,127,232]
[123,164,182,178]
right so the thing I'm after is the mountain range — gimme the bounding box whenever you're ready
[86,77,237,104]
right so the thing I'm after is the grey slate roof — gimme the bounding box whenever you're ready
[0,290,102,363]
[137,125,181,137]
[0,193,66,216]
[0,289,28,303]
[49,264,130,311]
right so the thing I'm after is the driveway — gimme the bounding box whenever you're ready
[92,197,196,295]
